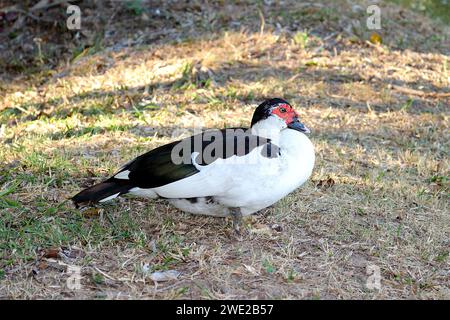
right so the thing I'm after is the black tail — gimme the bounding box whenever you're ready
[71,179,132,207]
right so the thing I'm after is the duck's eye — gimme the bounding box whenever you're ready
[279,107,287,113]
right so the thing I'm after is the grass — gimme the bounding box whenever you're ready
[0,0,449,299]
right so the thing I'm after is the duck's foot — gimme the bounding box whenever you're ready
[229,207,243,236]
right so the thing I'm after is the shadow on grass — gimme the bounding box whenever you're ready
[4,58,447,126]
[1,0,449,90]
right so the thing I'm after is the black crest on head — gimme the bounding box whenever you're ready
[250,98,291,126]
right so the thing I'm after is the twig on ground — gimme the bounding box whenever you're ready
[391,85,450,98]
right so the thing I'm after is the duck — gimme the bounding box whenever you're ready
[72,98,315,232]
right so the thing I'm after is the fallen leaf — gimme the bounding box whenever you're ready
[316,177,335,190]
[42,248,61,259]
[370,32,382,44]
[150,270,180,282]
[82,208,100,218]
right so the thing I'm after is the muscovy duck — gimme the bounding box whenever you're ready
[72,98,315,231]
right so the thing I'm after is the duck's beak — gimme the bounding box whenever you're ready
[288,117,311,134]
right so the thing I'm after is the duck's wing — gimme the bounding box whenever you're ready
[72,128,278,206]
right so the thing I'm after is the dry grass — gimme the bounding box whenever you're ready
[0,0,449,299]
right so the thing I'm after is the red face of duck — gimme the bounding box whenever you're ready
[271,103,310,134]
[251,98,311,133]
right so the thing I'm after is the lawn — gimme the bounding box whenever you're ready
[0,0,449,299]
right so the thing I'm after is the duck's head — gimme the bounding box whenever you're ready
[251,98,311,133]
[250,98,310,134]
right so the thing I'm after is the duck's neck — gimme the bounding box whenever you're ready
[251,117,283,145]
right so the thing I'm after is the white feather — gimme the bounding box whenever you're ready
[168,198,229,217]
[129,187,158,198]
[99,192,121,203]
[114,170,130,180]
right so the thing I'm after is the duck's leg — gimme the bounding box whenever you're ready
[229,207,243,234]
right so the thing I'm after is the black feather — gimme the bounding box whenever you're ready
[71,179,131,207]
